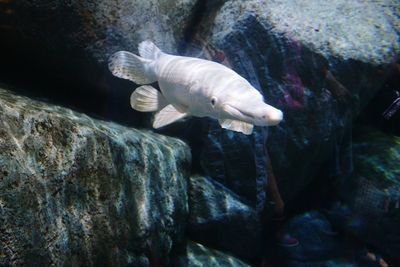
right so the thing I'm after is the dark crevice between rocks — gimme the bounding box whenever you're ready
[357,60,400,136]
[178,0,226,55]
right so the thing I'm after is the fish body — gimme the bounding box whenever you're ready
[109,41,283,135]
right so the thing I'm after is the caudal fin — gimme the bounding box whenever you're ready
[108,51,157,84]
[138,40,163,60]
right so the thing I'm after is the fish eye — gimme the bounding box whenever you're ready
[211,97,217,107]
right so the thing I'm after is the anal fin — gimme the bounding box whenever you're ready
[130,85,167,112]
[153,104,189,128]
[218,119,254,135]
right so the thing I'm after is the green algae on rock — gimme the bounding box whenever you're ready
[347,126,400,219]
[0,87,191,267]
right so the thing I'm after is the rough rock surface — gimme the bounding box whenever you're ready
[0,87,191,267]
[188,175,262,262]
[209,0,399,65]
[13,0,196,62]
[179,241,252,267]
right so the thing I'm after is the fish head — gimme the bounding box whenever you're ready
[211,88,283,126]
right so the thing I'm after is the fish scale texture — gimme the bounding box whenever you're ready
[0,88,191,267]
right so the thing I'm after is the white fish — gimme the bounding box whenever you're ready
[108,40,283,135]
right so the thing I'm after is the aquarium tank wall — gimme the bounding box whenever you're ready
[0,1,399,266]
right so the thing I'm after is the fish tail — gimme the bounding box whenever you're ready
[108,51,157,84]
[138,40,163,60]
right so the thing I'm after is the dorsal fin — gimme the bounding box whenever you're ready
[108,51,156,84]
[138,40,163,60]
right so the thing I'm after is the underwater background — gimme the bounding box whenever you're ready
[0,0,399,266]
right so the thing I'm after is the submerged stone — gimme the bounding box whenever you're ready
[0,87,191,266]
[352,127,400,195]
[181,0,400,205]
[12,0,196,63]
[278,210,371,267]
[188,175,262,263]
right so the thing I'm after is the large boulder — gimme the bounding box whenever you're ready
[0,87,191,267]
[180,0,400,203]
[13,0,196,63]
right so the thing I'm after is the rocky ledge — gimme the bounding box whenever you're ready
[0,87,191,266]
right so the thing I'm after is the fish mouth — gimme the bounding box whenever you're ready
[222,103,283,126]
[221,104,256,122]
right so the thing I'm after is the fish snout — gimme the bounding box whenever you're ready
[262,108,283,126]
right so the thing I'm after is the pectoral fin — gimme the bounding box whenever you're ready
[218,119,254,135]
[130,85,167,112]
[153,104,189,128]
